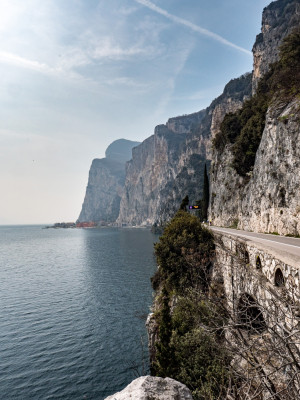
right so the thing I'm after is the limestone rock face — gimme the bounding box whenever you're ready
[166,110,206,134]
[209,100,300,235]
[252,0,300,92]
[117,74,251,226]
[104,376,193,400]
[146,313,158,366]
[77,158,125,223]
[77,139,140,223]
[209,0,300,235]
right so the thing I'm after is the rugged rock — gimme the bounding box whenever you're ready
[210,100,300,235]
[146,313,158,367]
[252,0,300,92]
[80,1,299,231]
[210,0,300,235]
[117,74,252,226]
[104,376,193,400]
[77,139,139,223]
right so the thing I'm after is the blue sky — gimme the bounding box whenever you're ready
[0,0,271,224]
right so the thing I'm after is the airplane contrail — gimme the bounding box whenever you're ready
[134,0,252,56]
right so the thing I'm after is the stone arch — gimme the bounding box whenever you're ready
[244,250,250,264]
[275,268,285,287]
[237,293,266,332]
[256,255,262,269]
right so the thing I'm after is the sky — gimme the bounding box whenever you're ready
[0,0,271,224]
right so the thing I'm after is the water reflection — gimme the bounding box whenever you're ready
[81,228,157,398]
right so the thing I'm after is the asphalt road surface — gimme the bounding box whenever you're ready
[210,226,300,264]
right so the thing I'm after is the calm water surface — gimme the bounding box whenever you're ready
[0,226,157,399]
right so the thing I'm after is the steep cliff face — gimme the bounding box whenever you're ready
[252,0,300,91]
[81,0,298,229]
[117,74,252,226]
[117,129,186,226]
[210,0,300,235]
[77,139,140,223]
[210,101,300,234]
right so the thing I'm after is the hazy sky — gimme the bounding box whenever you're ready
[1,0,271,224]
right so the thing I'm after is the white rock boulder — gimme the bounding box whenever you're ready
[104,375,193,400]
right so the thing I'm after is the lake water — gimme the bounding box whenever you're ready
[0,225,157,399]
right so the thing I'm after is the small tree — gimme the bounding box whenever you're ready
[202,164,209,221]
[195,164,209,221]
[152,287,175,377]
[179,195,189,211]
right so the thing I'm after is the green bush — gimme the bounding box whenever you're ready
[153,210,214,293]
[154,288,175,377]
[153,290,229,399]
[171,290,226,336]
[152,211,229,398]
[172,329,228,400]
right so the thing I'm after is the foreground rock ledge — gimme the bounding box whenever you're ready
[104,376,193,400]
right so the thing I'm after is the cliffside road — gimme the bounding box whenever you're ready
[210,227,300,267]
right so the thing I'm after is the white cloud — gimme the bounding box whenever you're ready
[0,51,55,75]
[0,50,93,86]
[134,0,252,56]
[105,76,152,90]
[91,37,146,60]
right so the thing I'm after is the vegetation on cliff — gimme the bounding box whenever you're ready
[152,210,214,294]
[150,211,300,398]
[195,164,210,222]
[213,27,300,176]
[151,211,229,399]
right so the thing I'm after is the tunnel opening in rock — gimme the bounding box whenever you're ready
[244,251,250,264]
[275,268,285,287]
[238,293,266,332]
[256,256,262,269]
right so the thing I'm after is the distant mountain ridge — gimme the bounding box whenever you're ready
[105,139,141,164]
[77,139,140,223]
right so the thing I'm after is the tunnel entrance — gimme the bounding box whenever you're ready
[275,268,285,287]
[244,251,249,264]
[237,293,266,332]
[256,256,262,269]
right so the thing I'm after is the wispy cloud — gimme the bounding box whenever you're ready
[134,0,252,56]
[91,37,147,60]
[0,50,101,92]
[0,51,55,75]
[105,76,151,89]
[154,45,193,117]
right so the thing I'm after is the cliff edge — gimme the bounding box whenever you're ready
[77,139,140,223]
[210,0,300,235]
